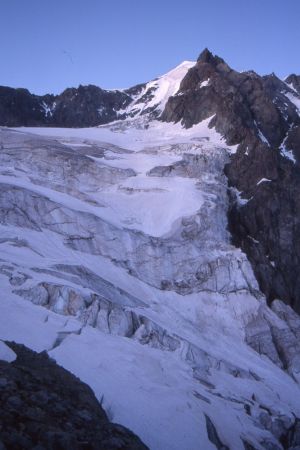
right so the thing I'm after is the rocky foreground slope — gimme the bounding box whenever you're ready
[1,50,300,449]
[0,342,147,449]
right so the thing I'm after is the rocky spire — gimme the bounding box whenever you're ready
[197,48,225,65]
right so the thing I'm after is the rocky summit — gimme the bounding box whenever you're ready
[1,49,300,450]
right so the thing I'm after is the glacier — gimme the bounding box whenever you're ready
[1,62,300,449]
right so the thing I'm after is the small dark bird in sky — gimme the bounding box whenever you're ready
[62,50,74,64]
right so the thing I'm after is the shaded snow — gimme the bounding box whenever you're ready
[281,145,296,164]
[284,81,298,94]
[230,187,251,206]
[254,121,270,146]
[41,101,56,117]
[0,340,16,362]
[257,178,272,186]
[120,61,195,116]
[16,115,236,153]
[199,78,210,88]
[285,92,300,114]
[280,126,296,164]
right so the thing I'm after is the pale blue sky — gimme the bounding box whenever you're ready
[1,0,299,94]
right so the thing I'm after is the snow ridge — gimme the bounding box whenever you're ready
[120,61,195,117]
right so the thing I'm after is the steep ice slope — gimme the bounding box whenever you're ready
[1,122,300,450]
[120,61,195,117]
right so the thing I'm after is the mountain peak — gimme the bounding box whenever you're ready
[197,48,225,65]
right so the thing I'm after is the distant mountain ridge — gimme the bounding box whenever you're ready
[0,84,139,127]
[0,61,194,127]
[2,51,299,131]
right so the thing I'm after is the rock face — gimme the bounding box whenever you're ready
[225,148,300,313]
[223,81,300,313]
[0,86,55,126]
[0,342,148,449]
[162,49,300,147]
[48,85,134,127]
[161,48,300,313]
[0,84,135,127]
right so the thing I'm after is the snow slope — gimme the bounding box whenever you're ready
[120,61,195,117]
[285,92,300,115]
[16,114,229,151]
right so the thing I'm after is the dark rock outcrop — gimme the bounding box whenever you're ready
[0,84,145,128]
[0,87,55,127]
[49,85,132,127]
[225,141,300,312]
[0,342,148,450]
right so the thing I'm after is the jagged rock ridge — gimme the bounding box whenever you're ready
[0,84,139,127]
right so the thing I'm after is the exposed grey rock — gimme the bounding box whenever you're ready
[9,272,29,286]
[271,300,300,339]
[245,310,283,367]
[245,300,300,382]
[16,284,49,306]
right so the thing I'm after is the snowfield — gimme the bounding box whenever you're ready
[0,114,300,450]
[16,114,230,151]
